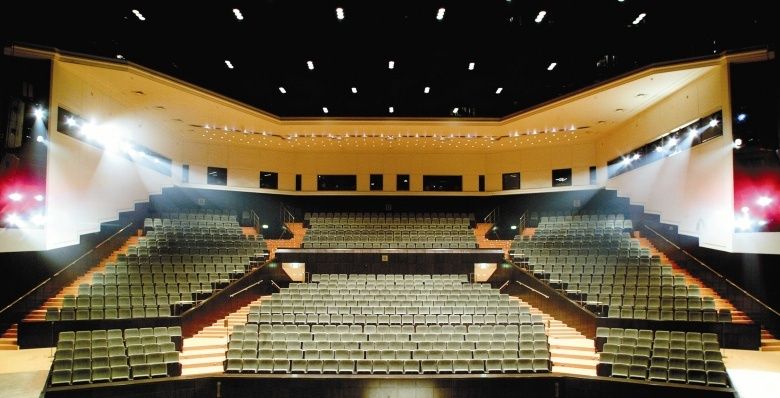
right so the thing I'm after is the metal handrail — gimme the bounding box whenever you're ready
[483,208,498,224]
[518,210,528,233]
[644,224,780,317]
[0,221,135,316]
[270,280,282,291]
[515,281,550,299]
[498,280,510,291]
[250,209,262,235]
[229,280,263,298]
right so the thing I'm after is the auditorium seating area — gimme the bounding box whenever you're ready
[302,212,477,249]
[595,327,729,387]
[44,211,268,321]
[49,326,182,386]
[224,274,551,374]
[511,215,732,322]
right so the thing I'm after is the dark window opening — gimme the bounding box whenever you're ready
[317,175,357,191]
[423,175,462,191]
[589,166,597,184]
[207,167,227,186]
[478,175,485,192]
[396,174,410,191]
[502,172,521,190]
[295,174,302,191]
[181,164,189,183]
[552,168,572,187]
[370,174,383,191]
[260,171,278,189]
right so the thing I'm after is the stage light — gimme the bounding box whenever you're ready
[351,87,357,94]
[757,196,773,207]
[495,87,503,94]
[132,9,146,21]
[322,107,329,114]
[233,8,244,21]
[389,106,394,113]
[36,135,44,143]
[468,62,475,70]
[709,119,719,127]
[510,225,517,230]
[307,60,314,70]
[335,7,344,20]
[452,107,459,114]
[6,213,24,227]
[33,107,45,119]
[735,216,752,231]
[34,194,44,202]
[262,224,269,229]
[734,138,743,148]
[424,86,430,93]
[8,192,23,201]
[737,113,747,122]
[633,13,646,24]
[547,62,557,71]
[278,87,287,94]
[388,60,395,69]
[535,11,546,23]
[436,8,445,21]
[225,60,234,69]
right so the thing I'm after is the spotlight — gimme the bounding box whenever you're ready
[510,225,517,230]
[6,213,24,227]
[735,216,753,231]
[688,128,698,138]
[632,153,640,161]
[34,194,44,202]
[262,224,269,229]
[757,196,773,207]
[8,192,23,202]
[734,138,743,148]
[736,113,747,122]
[33,107,45,119]
[709,119,719,127]
[65,116,77,127]
[668,136,678,146]
[36,135,44,143]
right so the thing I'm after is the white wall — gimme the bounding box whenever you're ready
[599,66,735,251]
[44,61,175,249]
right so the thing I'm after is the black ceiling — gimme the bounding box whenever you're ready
[3,1,775,118]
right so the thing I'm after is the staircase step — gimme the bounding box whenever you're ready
[182,365,224,376]
[553,365,597,376]
[551,356,599,369]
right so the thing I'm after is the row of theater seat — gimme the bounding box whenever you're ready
[595,327,728,387]
[49,327,182,386]
[225,357,550,374]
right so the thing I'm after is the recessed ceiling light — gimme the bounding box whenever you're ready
[351,87,357,94]
[495,87,503,94]
[633,13,646,24]
[225,60,234,69]
[547,62,557,71]
[436,7,445,21]
[535,10,546,23]
[388,60,395,69]
[468,62,475,70]
[307,60,314,70]
[322,107,329,114]
[278,87,287,94]
[389,106,394,113]
[233,8,244,21]
[424,86,430,93]
[336,7,344,20]
[132,9,146,21]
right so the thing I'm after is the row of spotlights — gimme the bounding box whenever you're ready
[7,193,44,202]
[5,213,46,227]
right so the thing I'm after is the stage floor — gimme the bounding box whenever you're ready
[0,348,54,398]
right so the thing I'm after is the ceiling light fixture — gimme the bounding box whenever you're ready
[278,87,287,94]
[335,7,344,20]
[224,60,234,69]
[424,86,430,94]
[322,107,329,114]
[132,9,146,21]
[307,60,314,70]
[547,62,557,71]
[116,54,124,60]
[233,8,244,21]
[535,10,546,23]
[351,87,357,94]
[436,8,445,21]
[495,87,503,94]
[389,106,394,114]
[633,13,646,25]
[468,62,475,70]
[452,107,459,114]
[388,60,395,69]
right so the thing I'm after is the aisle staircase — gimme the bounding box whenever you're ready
[474,223,512,257]
[636,233,780,351]
[264,222,306,258]
[180,296,265,376]
[511,297,598,376]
